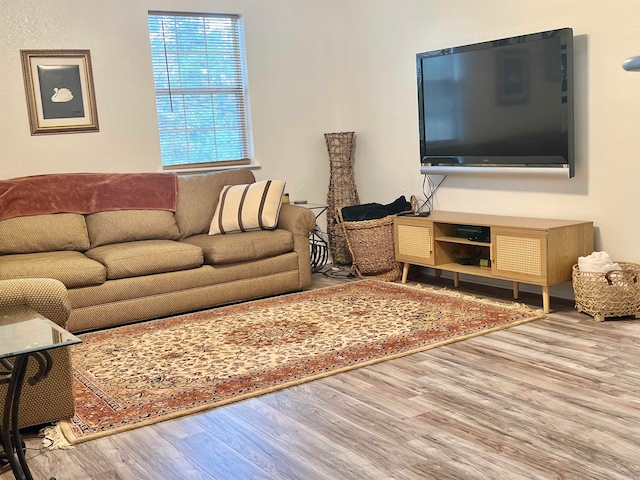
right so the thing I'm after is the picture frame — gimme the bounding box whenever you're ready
[20,49,99,135]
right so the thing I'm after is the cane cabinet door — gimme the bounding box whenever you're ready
[394,217,435,266]
[492,227,547,283]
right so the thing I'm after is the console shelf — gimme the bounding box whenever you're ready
[436,236,491,247]
[435,263,495,277]
[394,211,594,313]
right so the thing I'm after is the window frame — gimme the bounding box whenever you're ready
[148,11,254,171]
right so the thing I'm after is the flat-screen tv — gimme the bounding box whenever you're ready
[417,28,574,177]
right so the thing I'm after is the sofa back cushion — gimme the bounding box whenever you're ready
[174,169,256,239]
[0,213,90,254]
[85,210,180,248]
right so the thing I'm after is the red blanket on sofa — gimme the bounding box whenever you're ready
[0,172,178,221]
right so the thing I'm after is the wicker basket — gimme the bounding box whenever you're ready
[336,209,403,282]
[572,262,640,322]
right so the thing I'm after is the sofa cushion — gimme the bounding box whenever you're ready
[175,170,256,239]
[209,180,285,235]
[86,210,180,248]
[0,213,90,254]
[85,240,204,279]
[0,251,106,288]
[182,229,294,265]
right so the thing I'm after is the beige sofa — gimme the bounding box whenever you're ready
[0,169,316,333]
[0,169,315,427]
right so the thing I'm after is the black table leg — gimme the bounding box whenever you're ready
[310,227,329,273]
[1,352,51,480]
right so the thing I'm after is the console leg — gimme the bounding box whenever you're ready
[453,272,459,288]
[513,282,519,300]
[401,263,410,284]
[434,269,442,279]
[542,286,550,313]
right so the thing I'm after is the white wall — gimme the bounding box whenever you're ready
[1,0,639,269]
[338,0,640,266]
[0,0,344,206]
[0,0,162,176]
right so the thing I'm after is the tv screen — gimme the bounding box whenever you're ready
[417,28,574,177]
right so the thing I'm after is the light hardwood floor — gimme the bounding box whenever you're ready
[3,271,640,480]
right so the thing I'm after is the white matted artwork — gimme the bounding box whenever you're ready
[20,49,99,135]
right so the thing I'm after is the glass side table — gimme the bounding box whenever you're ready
[296,203,329,272]
[0,306,81,480]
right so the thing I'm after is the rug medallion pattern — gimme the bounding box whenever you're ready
[59,280,544,444]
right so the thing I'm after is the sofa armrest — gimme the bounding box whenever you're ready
[0,278,71,328]
[277,203,316,236]
[277,204,316,289]
[0,278,75,427]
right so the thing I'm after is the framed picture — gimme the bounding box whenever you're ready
[20,49,99,135]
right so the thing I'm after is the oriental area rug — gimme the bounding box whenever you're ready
[51,280,544,446]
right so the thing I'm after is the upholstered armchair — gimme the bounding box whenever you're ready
[0,279,75,428]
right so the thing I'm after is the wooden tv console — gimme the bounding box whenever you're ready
[394,211,594,313]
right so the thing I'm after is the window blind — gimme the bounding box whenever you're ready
[148,12,252,168]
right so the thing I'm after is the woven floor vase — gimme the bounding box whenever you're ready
[325,132,359,265]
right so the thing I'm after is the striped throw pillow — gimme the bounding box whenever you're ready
[208,180,286,235]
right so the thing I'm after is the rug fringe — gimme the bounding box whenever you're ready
[41,424,73,450]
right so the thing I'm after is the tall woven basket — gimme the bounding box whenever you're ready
[572,262,640,322]
[336,209,402,282]
[325,132,359,265]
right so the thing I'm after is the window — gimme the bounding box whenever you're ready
[148,12,252,169]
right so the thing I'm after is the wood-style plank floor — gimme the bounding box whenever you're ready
[3,270,640,480]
